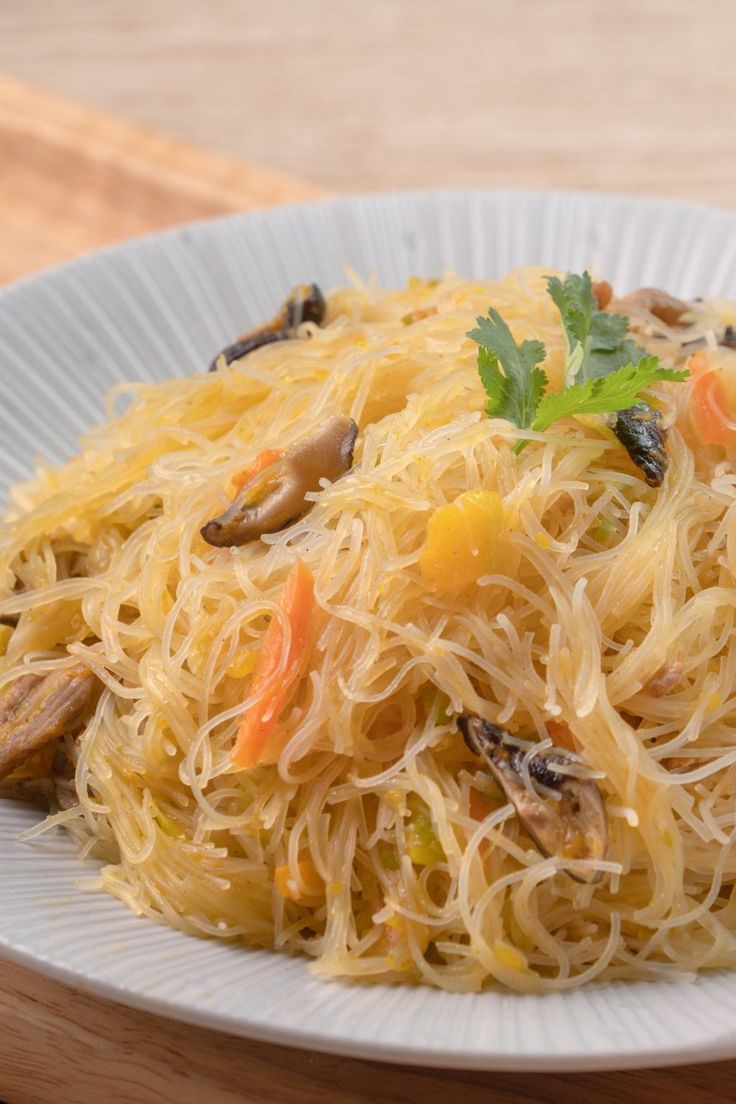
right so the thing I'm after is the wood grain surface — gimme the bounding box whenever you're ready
[0,74,324,284]
[2,955,736,1104]
[1,0,735,202]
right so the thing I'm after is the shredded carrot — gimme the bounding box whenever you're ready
[546,719,576,751]
[233,560,314,769]
[468,788,494,822]
[231,449,281,495]
[469,788,497,856]
[274,858,324,901]
[689,351,734,446]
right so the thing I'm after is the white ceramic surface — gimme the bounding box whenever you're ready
[3,190,736,1071]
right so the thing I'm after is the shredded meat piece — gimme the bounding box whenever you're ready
[644,661,684,698]
[51,743,78,809]
[401,307,438,326]
[0,663,98,780]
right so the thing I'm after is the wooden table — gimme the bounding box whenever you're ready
[2,12,736,1092]
[1,0,736,202]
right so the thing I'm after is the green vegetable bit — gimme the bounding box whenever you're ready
[405,797,446,866]
[590,515,618,545]
[379,848,400,871]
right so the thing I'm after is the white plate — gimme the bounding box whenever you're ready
[3,190,736,1071]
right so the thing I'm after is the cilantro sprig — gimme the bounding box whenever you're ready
[469,309,547,430]
[546,271,646,386]
[532,357,688,434]
[468,271,689,453]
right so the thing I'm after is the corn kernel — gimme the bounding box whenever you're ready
[493,940,529,972]
[227,650,259,679]
[382,911,430,968]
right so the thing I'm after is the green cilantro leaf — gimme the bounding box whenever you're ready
[469,275,690,457]
[531,357,689,436]
[546,271,646,386]
[468,308,547,430]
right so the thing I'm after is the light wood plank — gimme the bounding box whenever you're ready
[1,0,735,204]
[0,75,325,284]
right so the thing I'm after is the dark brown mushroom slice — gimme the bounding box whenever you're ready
[283,283,326,329]
[0,663,99,780]
[615,287,690,327]
[209,283,326,371]
[201,414,358,547]
[457,714,608,884]
[721,325,736,350]
[612,403,668,487]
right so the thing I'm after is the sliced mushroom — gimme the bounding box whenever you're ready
[721,325,736,350]
[612,402,668,487]
[201,414,358,547]
[0,663,99,780]
[457,714,608,884]
[614,287,689,327]
[209,283,326,371]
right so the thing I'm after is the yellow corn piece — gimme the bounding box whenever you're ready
[419,489,506,590]
[227,649,259,679]
[493,940,529,972]
[150,796,186,839]
[274,858,325,902]
[707,692,722,713]
[382,911,430,970]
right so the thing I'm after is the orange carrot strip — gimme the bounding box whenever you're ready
[468,788,494,822]
[688,350,735,447]
[233,560,314,769]
[468,788,495,856]
[546,719,576,752]
[231,449,281,495]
